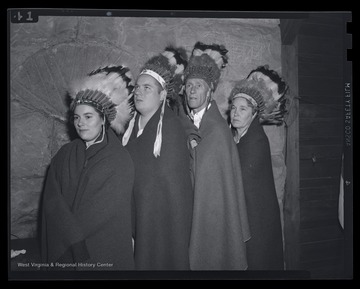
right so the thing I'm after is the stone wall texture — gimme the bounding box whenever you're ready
[10,16,285,239]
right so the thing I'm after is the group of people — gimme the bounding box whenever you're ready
[40,41,289,271]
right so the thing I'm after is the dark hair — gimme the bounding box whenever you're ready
[71,103,110,129]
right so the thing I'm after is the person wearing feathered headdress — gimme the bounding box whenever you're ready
[180,41,250,270]
[41,65,136,270]
[121,46,193,270]
[229,77,285,270]
[246,65,289,125]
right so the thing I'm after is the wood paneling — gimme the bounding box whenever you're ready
[300,144,342,160]
[300,136,342,146]
[299,118,342,139]
[300,186,339,201]
[280,19,304,45]
[298,76,343,97]
[298,35,343,56]
[300,177,338,189]
[301,218,341,230]
[300,225,343,243]
[281,13,347,277]
[300,95,343,106]
[298,54,343,66]
[298,61,343,78]
[300,239,344,263]
[282,42,300,270]
[300,158,341,179]
[300,199,339,223]
[293,13,346,279]
[299,104,342,119]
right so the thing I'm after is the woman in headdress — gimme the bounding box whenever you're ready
[41,65,135,270]
[122,46,193,270]
[229,70,288,270]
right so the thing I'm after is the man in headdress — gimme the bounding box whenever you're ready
[180,41,250,270]
[122,46,193,270]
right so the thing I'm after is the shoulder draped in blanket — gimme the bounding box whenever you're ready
[237,118,284,270]
[41,128,135,270]
[179,101,251,270]
[125,104,193,270]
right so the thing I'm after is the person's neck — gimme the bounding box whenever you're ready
[192,100,211,114]
[192,106,205,115]
[235,126,249,142]
[138,107,159,130]
[85,128,104,148]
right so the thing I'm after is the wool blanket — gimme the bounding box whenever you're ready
[41,129,135,270]
[180,101,251,270]
[237,118,284,270]
[125,104,193,270]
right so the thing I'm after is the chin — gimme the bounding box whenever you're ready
[231,121,242,128]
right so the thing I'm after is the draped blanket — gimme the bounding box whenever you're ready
[41,129,135,270]
[236,118,284,270]
[180,101,251,270]
[125,105,193,270]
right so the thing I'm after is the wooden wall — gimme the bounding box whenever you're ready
[284,13,348,279]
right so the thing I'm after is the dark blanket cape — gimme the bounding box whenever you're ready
[236,118,284,270]
[125,104,193,270]
[41,129,135,270]
[180,101,251,270]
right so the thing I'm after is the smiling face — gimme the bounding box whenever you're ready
[73,104,104,143]
[185,78,211,113]
[134,74,165,117]
[230,97,255,130]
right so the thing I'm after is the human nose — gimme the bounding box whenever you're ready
[76,117,84,127]
[134,86,142,95]
[232,107,238,117]
[186,85,195,94]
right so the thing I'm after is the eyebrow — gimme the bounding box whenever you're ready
[232,104,250,108]
[187,80,202,85]
[74,112,94,116]
[137,80,156,87]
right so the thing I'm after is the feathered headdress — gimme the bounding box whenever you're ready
[161,45,188,110]
[230,78,270,114]
[246,65,289,125]
[184,41,229,91]
[68,65,135,135]
[122,45,187,157]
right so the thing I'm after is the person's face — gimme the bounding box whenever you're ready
[73,104,104,142]
[185,78,211,113]
[230,97,254,130]
[134,74,165,116]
